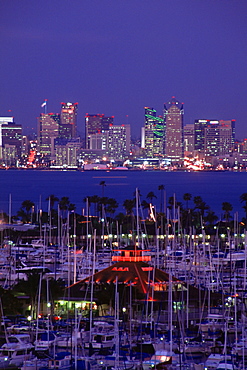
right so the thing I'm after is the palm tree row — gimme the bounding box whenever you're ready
[6,189,247,236]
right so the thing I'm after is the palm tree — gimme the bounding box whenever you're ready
[99,181,106,197]
[183,193,192,210]
[21,199,35,213]
[146,191,157,203]
[240,193,247,222]
[141,200,150,218]
[158,185,165,213]
[222,202,233,223]
[105,198,118,217]
[17,200,35,222]
[193,196,203,208]
[59,196,70,211]
[59,196,74,219]
[192,195,209,229]
[204,210,218,230]
[46,194,59,211]
[123,199,135,216]
[90,195,100,216]
[193,196,209,217]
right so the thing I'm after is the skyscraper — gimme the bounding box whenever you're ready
[60,102,78,139]
[37,113,60,156]
[204,120,235,157]
[0,117,22,159]
[108,124,130,160]
[183,124,194,153]
[195,119,235,156]
[85,114,114,149]
[194,119,209,152]
[143,107,164,158]
[164,97,184,162]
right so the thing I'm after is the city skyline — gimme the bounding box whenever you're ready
[0,1,246,139]
[0,98,240,141]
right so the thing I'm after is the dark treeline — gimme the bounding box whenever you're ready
[2,187,247,243]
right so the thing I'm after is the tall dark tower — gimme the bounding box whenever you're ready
[60,102,78,139]
[164,97,184,163]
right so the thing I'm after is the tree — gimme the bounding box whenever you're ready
[59,197,75,219]
[59,196,70,211]
[90,195,100,216]
[193,196,209,218]
[158,185,165,213]
[183,193,192,210]
[21,200,35,214]
[123,199,135,216]
[204,211,218,230]
[0,287,22,315]
[17,200,35,223]
[146,191,157,203]
[240,193,247,222]
[99,181,106,197]
[141,200,150,218]
[105,198,118,217]
[46,194,59,211]
[13,272,41,318]
[222,202,233,223]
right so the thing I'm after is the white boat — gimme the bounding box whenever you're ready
[142,350,173,370]
[204,354,232,370]
[216,361,234,370]
[232,337,247,356]
[34,331,57,352]
[47,351,72,369]
[199,314,226,333]
[0,334,34,367]
[97,353,135,370]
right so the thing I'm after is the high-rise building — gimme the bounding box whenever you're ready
[85,114,114,149]
[204,120,235,157]
[89,132,109,150]
[108,124,130,160]
[0,117,23,159]
[164,97,184,162]
[56,140,81,167]
[37,113,60,156]
[143,107,164,158]
[220,119,235,147]
[184,124,195,153]
[194,119,209,152]
[2,144,17,167]
[60,102,78,139]
[194,119,235,156]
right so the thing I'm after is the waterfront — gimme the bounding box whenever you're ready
[0,170,247,369]
[0,170,247,219]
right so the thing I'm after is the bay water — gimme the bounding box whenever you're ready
[0,170,246,219]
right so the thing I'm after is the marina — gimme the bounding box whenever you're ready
[0,172,247,368]
[0,214,247,368]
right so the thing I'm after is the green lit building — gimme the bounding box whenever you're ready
[143,107,165,158]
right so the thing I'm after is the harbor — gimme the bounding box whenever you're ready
[0,192,247,370]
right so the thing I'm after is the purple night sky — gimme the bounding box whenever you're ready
[0,0,247,139]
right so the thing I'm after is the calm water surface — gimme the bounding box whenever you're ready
[0,170,246,218]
